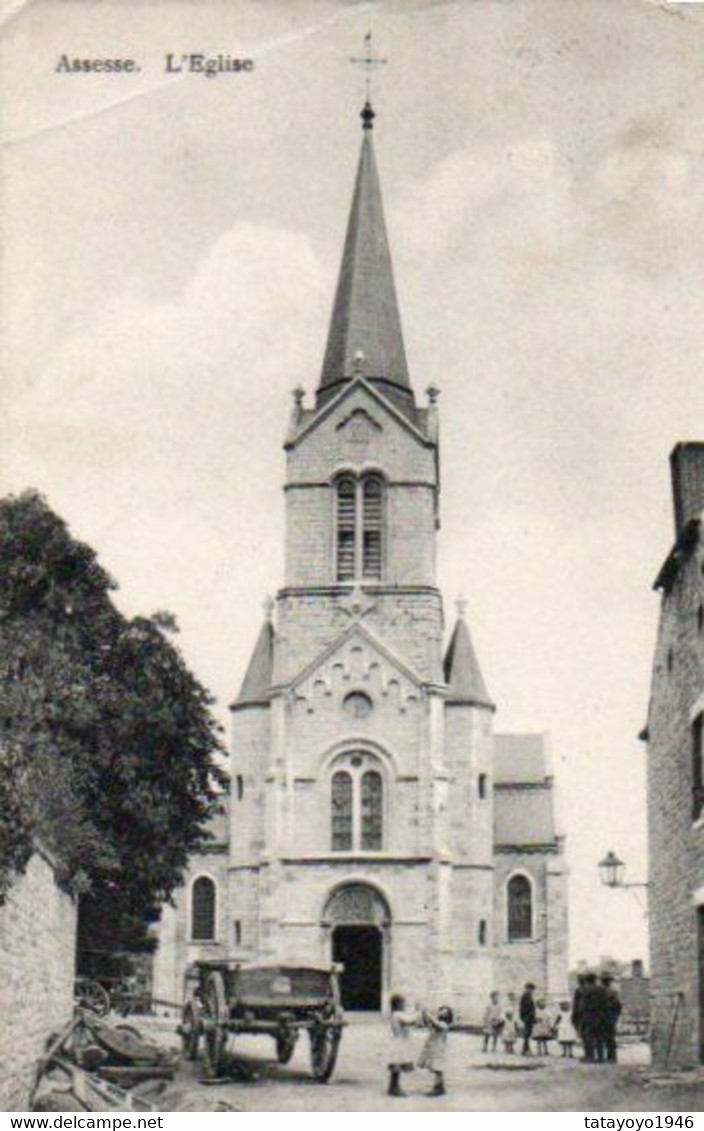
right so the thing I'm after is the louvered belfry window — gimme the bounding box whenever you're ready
[335,474,384,581]
[362,476,383,579]
[191,876,216,941]
[331,771,353,851]
[336,478,357,581]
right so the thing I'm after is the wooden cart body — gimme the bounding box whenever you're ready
[181,960,345,1082]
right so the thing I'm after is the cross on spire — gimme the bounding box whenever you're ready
[350,31,387,128]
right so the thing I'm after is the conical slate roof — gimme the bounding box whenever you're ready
[443,616,494,709]
[317,104,413,414]
[235,619,274,705]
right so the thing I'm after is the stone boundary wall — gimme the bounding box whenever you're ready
[0,847,76,1111]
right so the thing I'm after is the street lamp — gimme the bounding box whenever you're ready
[598,850,649,890]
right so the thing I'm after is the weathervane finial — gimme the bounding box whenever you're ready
[350,30,387,129]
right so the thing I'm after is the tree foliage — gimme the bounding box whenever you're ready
[0,491,227,952]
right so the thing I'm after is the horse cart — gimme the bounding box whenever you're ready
[180,961,345,1082]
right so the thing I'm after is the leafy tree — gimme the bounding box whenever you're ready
[0,491,226,953]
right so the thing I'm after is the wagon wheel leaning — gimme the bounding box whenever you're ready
[309,1024,341,1082]
[202,971,228,1078]
[75,979,110,1018]
[180,1003,200,1061]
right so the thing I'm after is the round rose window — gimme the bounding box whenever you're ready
[343,691,373,719]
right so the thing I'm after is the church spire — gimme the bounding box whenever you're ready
[316,101,414,416]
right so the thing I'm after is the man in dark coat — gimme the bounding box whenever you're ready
[579,973,607,1063]
[601,974,622,1063]
[518,982,537,1056]
[571,974,586,1039]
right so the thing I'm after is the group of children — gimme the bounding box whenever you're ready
[386,988,583,1100]
[482,990,579,1057]
[387,996,454,1098]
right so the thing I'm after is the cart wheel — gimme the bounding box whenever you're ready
[75,980,110,1018]
[275,1031,297,1065]
[114,1023,142,1041]
[202,971,228,1078]
[309,1025,341,1082]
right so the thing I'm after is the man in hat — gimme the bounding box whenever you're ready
[600,974,622,1063]
[518,983,537,1056]
[579,973,608,1062]
[571,973,586,1041]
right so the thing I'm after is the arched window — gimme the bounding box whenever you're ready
[336,478,357,581]
[330,753,385,851]
[191,876,216,941]
[507,874,533,941]
[478,773,487,799]
[361,770,383,849]
[331,771,353,851]
[335,474,384,581]
[478,919,488,946]
[362,476,383,579]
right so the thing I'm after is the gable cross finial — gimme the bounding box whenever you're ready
[456,594,468,619]
[350,31,387,128]
[263,595,275,622]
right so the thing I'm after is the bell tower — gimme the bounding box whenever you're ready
[274,99,444,689]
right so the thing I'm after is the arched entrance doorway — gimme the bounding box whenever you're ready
[323,883,390,1011]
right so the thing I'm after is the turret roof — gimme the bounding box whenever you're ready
[443,615,494,709]
[233,618,274,707]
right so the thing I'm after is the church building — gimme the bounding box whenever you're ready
[153,99,568,1020]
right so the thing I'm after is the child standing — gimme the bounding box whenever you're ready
[386,994,419,1098]
[533,999,553,1055]
[482,992,504,1053]
[556,1000,578,1059]
[418,1006,453,1097]
[502,1009,519,1054]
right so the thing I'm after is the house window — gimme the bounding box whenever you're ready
[478,919,488,946]
[693,714,704,822]
[667,648,674,673]
[698,605,703,633]
[507,874,533,941]
[330,753,385,851]
[191,876,216,941]
[236,774,244,801]
[233,919,242,946]
[478,774,487,799]
[335,474,384,581]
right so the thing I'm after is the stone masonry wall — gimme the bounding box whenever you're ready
[0,848,76,1111]
[648,528,704,1069]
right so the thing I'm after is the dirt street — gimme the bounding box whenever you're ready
[137,1014,703,1112]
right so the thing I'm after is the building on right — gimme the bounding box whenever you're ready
[645,441,704,1068]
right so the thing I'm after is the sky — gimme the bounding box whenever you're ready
[3,0,704,966]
